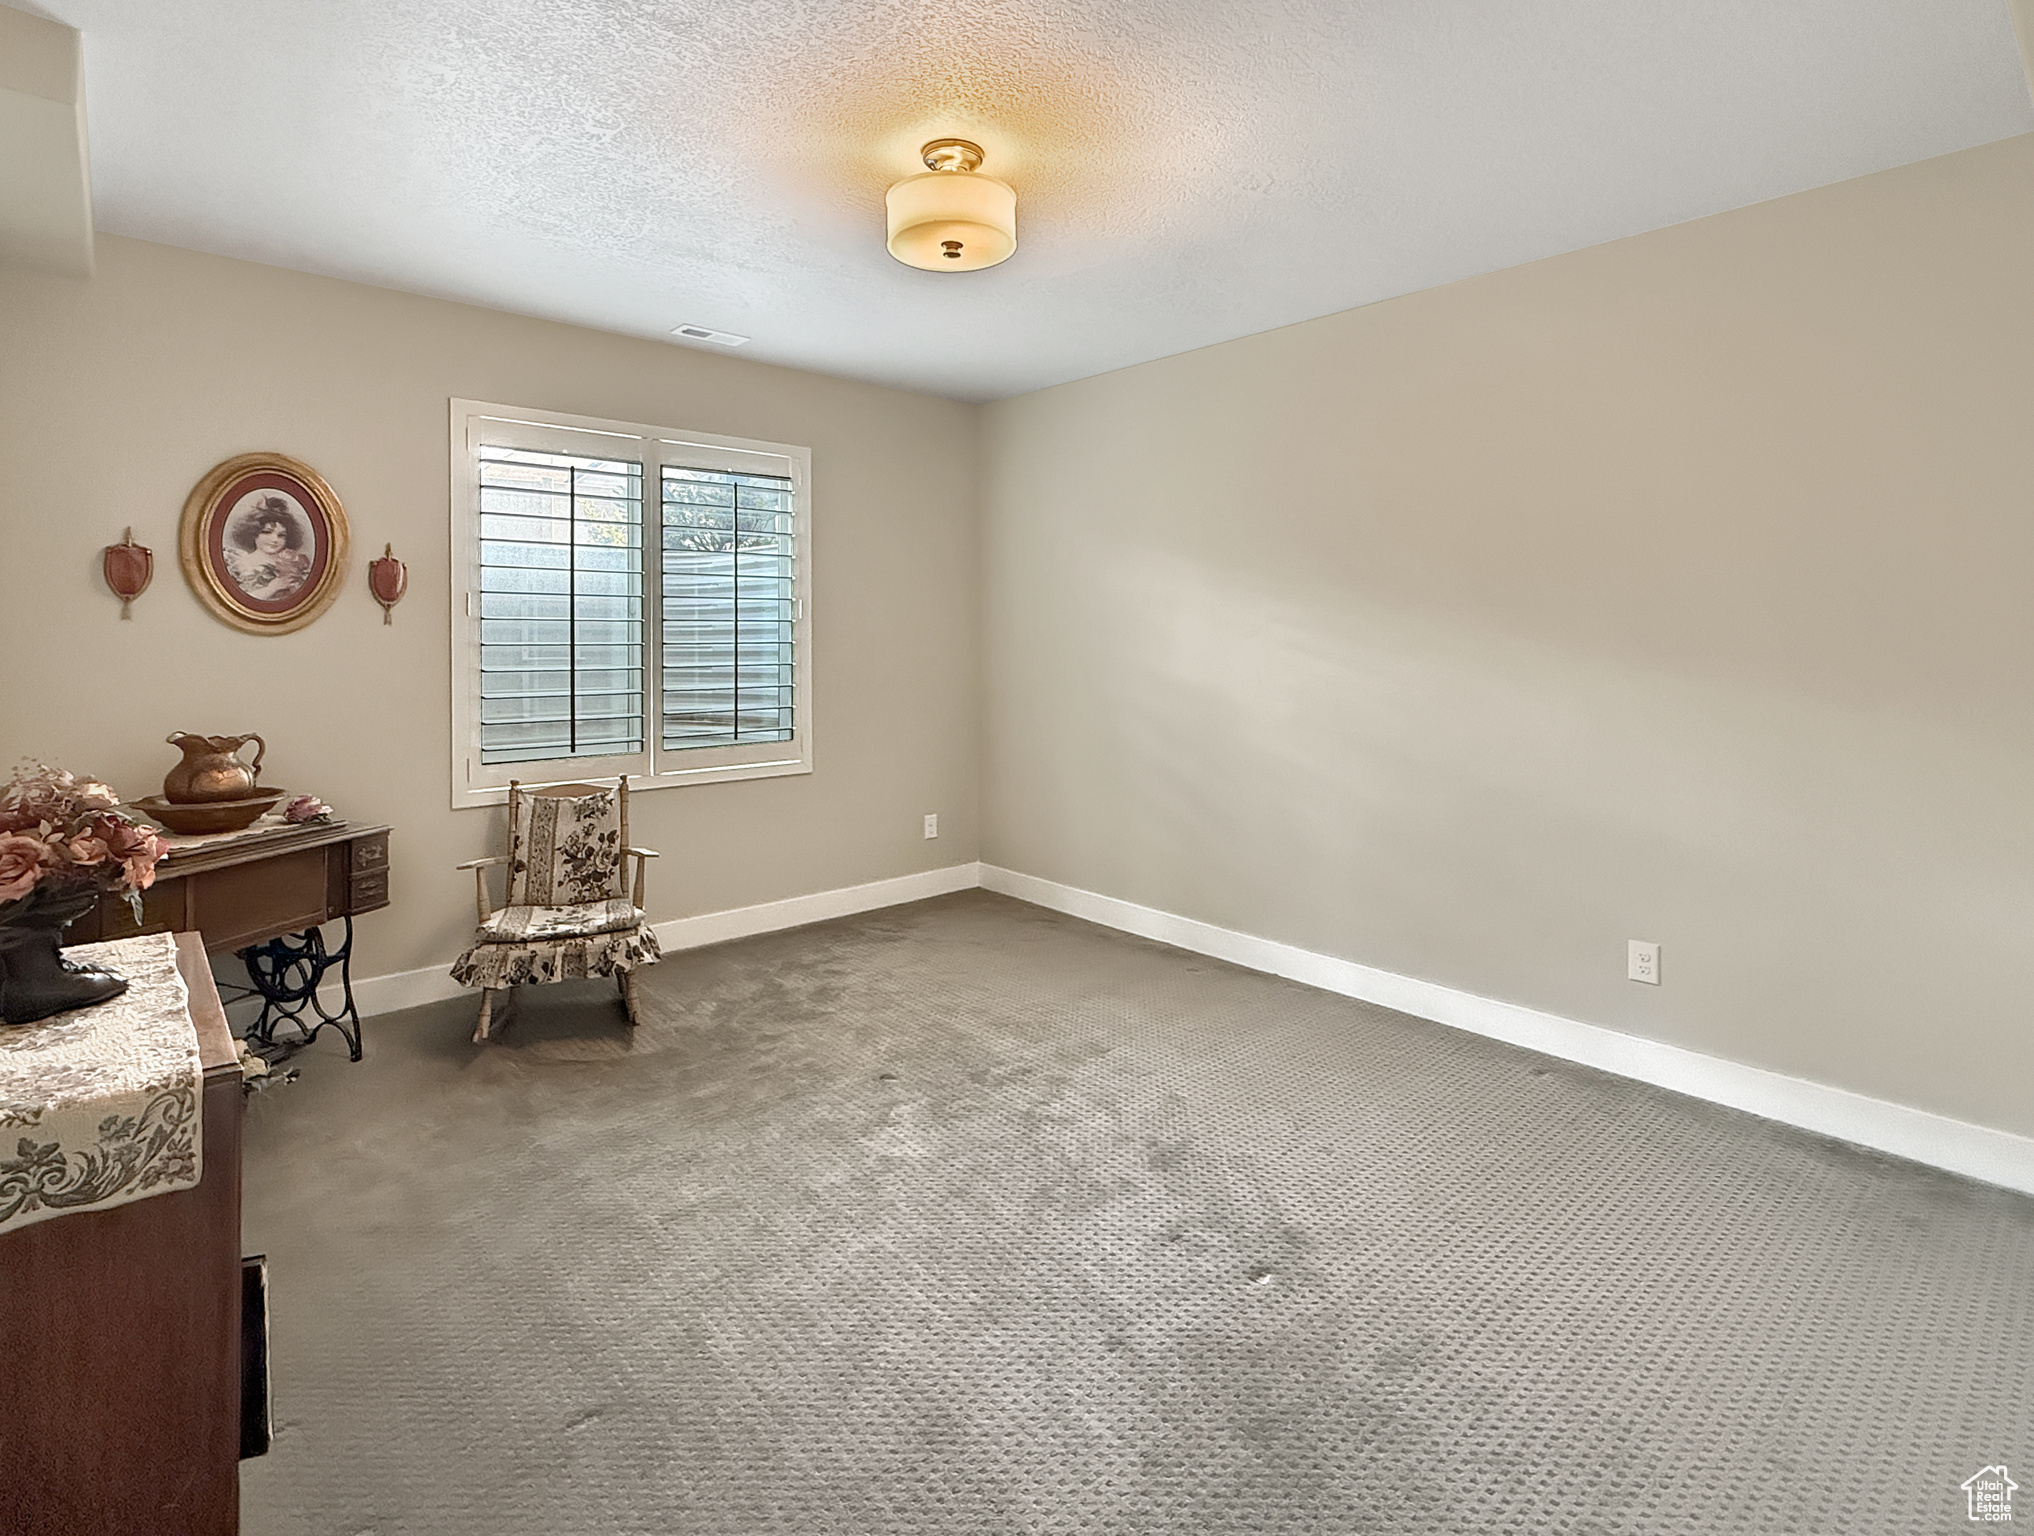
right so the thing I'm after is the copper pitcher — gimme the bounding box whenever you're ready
[163,732,266,804]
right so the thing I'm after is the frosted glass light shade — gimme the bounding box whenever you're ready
[885,169,1017,272]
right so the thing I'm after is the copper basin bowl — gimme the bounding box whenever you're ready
[131,789,288,836]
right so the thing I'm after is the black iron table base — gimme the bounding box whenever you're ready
[234,917,363,1062]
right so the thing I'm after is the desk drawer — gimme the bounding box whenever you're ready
[350,833,388,875]
[194,846,328,950]
[348,869,390,913]
[70,877,187,945]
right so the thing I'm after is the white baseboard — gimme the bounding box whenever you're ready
[347,959,468,1019]
[651,862,982,951]
[346,862,985,1022]
[343,855,2034,1196]
[979,864,2034,1197]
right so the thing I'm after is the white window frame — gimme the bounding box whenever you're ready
[450,398,813,809]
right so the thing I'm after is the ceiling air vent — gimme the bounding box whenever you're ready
[670,323,748,347]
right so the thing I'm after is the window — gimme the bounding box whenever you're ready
[450,400,811,807]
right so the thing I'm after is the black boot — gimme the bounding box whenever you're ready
[0,886,129,1025]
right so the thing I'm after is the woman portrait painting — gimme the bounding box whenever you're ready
[180,453,349,634]
[223,493,314,602]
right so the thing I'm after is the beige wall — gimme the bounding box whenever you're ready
[982,134,2034,1139]
[0,235,980,981]
[7,137,2030,1138]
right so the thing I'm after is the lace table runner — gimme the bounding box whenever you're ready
[0,933,203,1233]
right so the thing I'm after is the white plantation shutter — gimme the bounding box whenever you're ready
[661,467,795,748]
[477,447,645,765]
[452,401,811,805]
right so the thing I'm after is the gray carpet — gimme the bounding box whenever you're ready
[239,890,2034,1535]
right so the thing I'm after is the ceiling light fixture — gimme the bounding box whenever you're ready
[885,139,1016,273]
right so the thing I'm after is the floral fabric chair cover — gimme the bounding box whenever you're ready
[451,784,660,991]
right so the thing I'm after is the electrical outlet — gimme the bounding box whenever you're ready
[923,813,938,839]
[1628,940,1660,986]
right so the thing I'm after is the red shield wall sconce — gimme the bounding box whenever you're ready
[368,543,408,624]
[103,527,153,618]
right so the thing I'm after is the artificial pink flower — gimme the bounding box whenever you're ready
[1,765,68,832]
[95,815,151,856]
[1,765,74,829]
[0,764,162,898]
[120,838,161,892]
[72,780,119,813]
[0,832,48,903]
[284,794,331,824]
[0,797,46,835]
[66,833,112,868]
[100,820,161,891]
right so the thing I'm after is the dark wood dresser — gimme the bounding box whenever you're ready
[0,933,244,1534]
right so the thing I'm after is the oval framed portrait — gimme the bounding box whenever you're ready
[179,453,350,634]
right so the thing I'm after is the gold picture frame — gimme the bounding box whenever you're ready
[179,453,350,635]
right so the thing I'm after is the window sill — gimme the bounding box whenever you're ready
[452,754,810,810]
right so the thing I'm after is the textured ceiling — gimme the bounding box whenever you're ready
[26,0,2034,400]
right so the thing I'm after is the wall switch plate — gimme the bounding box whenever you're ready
[1628,940,1660,985]
[923,814,938,839]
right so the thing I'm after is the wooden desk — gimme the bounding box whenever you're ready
[0,933,245,1535]
[65,821,391,1060]
[64,821,390,953]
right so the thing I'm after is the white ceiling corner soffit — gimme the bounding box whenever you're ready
[37,0,2034,401]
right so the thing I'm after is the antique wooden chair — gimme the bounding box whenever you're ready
[450,779,661,1042]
